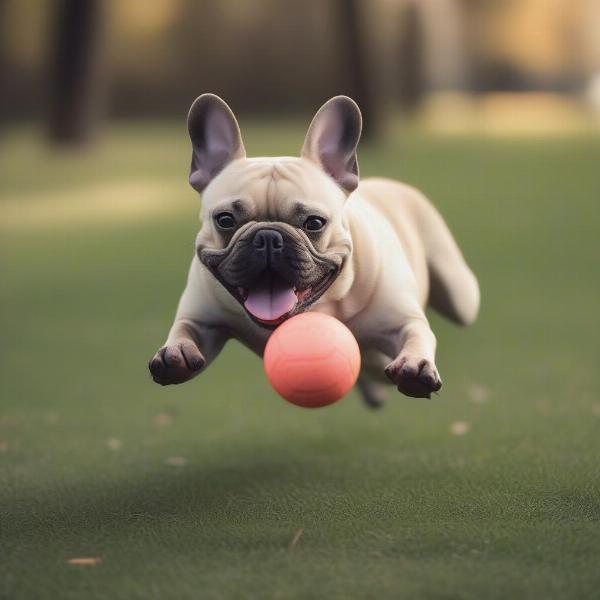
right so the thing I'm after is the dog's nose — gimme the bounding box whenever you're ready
[253,229,283,258]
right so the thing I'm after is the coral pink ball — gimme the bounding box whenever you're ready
[264,312,361,408]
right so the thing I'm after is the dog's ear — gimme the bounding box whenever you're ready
[187,94,246,192]
[301,96,362,193]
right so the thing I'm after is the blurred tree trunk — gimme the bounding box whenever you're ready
[335,0,380,140]
[47,0,106,144]
[397,2,426,112]
[0,0,6,131]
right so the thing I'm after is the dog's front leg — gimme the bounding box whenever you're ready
[383,318,442,399]
[149,318,227,386]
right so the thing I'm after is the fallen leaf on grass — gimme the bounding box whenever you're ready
[592,404,600,416]
[467,382,490,404]
[66,557,102,566]
[0,441,8,452]
[450,421,471,435]
[165,456,187,467]
[106,438,122,451]
[153,413,173,426]
[288,528,304,551]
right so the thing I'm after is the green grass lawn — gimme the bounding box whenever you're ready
[1,122,599,599]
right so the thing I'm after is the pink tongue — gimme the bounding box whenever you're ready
[244,272,297,322]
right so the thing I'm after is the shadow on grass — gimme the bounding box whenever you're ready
[6,429,600,558]
[4,436,382,548]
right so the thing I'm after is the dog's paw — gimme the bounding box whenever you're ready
[384,355,442,399]
[148,341,205,385]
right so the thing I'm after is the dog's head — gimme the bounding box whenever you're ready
[188,94,361,327]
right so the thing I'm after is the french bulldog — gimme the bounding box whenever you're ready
[148,94,480,405]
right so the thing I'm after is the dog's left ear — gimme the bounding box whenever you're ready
[301,96,362,193]
[187,94,246,192]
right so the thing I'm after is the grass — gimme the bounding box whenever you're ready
[1,121,599,599]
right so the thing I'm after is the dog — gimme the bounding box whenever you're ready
[148,94,480,406]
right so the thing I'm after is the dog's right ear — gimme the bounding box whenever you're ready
[187,94,246,192]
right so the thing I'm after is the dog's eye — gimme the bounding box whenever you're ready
[215,212,236,229]
[303,216,326,232]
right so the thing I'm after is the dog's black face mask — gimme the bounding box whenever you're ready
[198,222,345,326]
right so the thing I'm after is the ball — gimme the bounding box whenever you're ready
[264,312,361,408]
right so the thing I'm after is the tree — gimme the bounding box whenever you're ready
[397,2,426,112]
[47,0,106,144]
[334,0,380,140]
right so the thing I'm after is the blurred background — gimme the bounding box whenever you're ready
[2,2,600,599]
[3,0,600,139]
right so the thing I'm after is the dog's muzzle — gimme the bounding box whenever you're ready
[199,223,345,326]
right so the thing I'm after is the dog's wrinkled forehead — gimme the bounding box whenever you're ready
[201,156,346,222]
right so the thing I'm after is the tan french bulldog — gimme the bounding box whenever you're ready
[148,94,480,406]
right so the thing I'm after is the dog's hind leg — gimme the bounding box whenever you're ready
[360,180,479,326]
[417,197,480,326]
[356,376,388,409]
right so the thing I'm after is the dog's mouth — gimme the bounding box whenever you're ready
[231,269,337,326]
[199,224,346,327]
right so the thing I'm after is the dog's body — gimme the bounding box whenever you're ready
[149,95,479,403]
